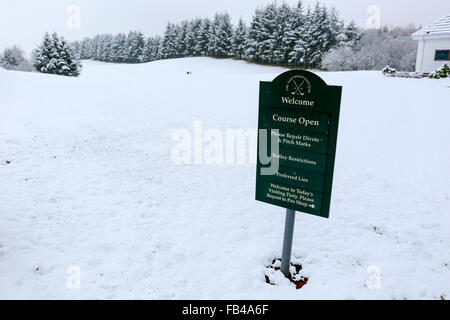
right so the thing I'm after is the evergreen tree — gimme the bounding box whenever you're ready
[208,16,218,56]
[176,21,189,57]
[344,21,360,48]
[209,13,233,57]
[57,36,82,76]
[246,7,265,61]
[70,40,82,60]
[195,18,211,56]
[152,36,162,61]
[91,35,101,60]
[101,34,114,62]
[94,34,106,61]
[232,18,248,59]
[142,36,162,62]
[190,18,203,56]
[33,32,81,76]
[185,20,198,56]
[48,32,61,71]
[273,2,292,64]
[161,23,178,59]
[112,33,127,62]
[126,31,145,63]
[80,37,93,59]
[287,1,306,66]
[143,37,153,62]
[307,3,330,67]
[327,8,346,50]
[259,3,278,63]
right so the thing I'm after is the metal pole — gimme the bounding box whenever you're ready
[280,209,296,278]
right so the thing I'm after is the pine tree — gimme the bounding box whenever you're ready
[185,20,198,57]
[344,21,360,48]
[208,16,218,56]
[216,13,234,57]
[195,18,211,56]
[70,40,82,60]
[80,37,93,59]
[95,35,104,61]
[33,32,81,76]
[126,31,145,63]
[57,36,82,76]
[246,8,265,62]
[152,36,162,61]
[273,2,292,64]
[298,6,314,67]
[91,35,101,60]
[259,3,278,64]
[308,3,330,68]
[143,37,152,62]
[142,36,161,62]
[287,1,306,66]
[161,23,178,59]
[190,18,203,56]
[112,33,127,62]
[232,18,248,59]
[101,34,114,62]
[327,8,346,51]
[94,34,106,61]
[46,33,61,72]
[176,21,189,57]
[209,13,233,57]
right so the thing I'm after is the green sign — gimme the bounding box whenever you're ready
[256,70,342,218]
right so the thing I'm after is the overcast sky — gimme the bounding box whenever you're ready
[1,0,449,53]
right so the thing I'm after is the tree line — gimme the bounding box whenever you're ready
[70,1,359,69]
[1,1,422,77]
[2,1,363,77]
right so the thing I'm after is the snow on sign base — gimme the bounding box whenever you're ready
[256,70,342,218]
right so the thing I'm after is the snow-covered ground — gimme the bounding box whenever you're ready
[0,58,449,299]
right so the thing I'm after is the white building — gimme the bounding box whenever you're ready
[412,14,450,74]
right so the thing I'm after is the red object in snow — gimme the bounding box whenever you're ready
[292,278,308,290]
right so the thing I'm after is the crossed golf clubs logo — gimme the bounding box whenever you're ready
[290,78,306,96]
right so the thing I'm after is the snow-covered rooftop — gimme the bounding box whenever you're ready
[412,14,450,39]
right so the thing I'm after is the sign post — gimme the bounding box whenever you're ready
[280,209,296,277]
[256,70,342,278]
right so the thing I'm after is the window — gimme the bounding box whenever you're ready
[435,50,450,61]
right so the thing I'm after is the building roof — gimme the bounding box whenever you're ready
[412,14,450,40]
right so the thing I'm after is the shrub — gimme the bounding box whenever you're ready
[0,46,33,72]
[321,47,357,71]
[429,63,450,79]
[382,65,396,76]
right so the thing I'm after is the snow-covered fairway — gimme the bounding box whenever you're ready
[0,58,449,299]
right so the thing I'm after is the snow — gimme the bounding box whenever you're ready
[1,58,449,300]
[412,13,450,38]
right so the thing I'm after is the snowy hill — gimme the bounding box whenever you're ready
[0,58,449,299]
